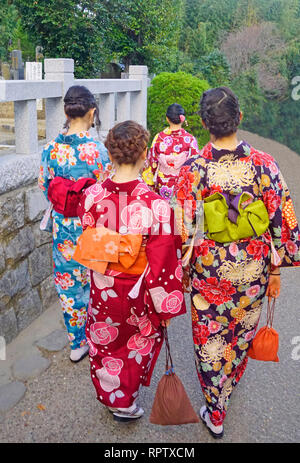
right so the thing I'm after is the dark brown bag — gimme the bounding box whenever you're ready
[150,327,200,425]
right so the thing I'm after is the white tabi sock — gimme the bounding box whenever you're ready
[70,344,89,362]
[200,405,224,435]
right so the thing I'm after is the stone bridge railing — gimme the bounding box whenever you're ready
[0,59,148,345]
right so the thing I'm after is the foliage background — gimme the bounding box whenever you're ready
[1,0,300,153]
[147,72,210,146]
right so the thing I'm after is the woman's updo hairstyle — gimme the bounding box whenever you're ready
[166,103,185,124]
[105,120,149,165]
[63,85,101,132]
[200,87,241,139]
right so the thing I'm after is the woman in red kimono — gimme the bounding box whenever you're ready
[172,87,300,438]
[75,120,186,422]
[142,103,199,201]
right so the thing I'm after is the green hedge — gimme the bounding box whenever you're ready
[147,71,211,148]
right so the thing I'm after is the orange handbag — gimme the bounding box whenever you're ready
[248,298,279,362]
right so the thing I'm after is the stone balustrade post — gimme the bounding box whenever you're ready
[14,100,38,155]
[44,59,74,141]
[128,66,148,128]
[99,93,116,131]
[116,92,131,123]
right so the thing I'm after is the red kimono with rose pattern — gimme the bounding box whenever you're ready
[77,178,186,408]
[172,141,300,427]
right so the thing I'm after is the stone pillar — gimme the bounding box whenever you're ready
[14,100,38,155]
[44,59,74,141]
[128,65,148,128]
[11,50,24,80]
[1,63,11,80]
[99,93,116,131]
[116,92,131,122]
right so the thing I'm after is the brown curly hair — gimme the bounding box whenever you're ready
[105,120,149,165]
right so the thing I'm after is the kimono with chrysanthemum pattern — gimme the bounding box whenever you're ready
[172,140,300,426]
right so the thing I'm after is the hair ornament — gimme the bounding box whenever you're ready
[216,91,228,106]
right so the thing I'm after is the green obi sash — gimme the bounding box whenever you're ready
[204,192,270,243]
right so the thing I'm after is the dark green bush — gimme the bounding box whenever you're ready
[147,71,211,148]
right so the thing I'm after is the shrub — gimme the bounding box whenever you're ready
[147,71,210,148]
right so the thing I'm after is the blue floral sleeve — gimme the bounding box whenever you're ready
[97,141,109,166]
[94,141,112,181]
[38,142,54,200]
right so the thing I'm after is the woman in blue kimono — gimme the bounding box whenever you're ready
[38,85,110,362]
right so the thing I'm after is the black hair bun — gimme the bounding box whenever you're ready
[200,87,240,139]
[166,103,185,125]
[63,85,101,129]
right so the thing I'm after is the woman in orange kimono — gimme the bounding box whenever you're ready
[172,87,300,438]
[75,121,186,422]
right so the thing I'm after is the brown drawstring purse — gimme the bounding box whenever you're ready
[150,327,200,425]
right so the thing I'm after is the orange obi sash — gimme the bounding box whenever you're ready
[73,226,147,275]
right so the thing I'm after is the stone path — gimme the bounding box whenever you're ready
[0,130,299,443]
[0,303,68,421]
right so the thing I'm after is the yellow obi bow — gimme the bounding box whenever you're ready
[73,226,147,274]
[204,192,270,243]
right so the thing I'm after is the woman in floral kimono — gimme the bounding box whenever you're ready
[75,120,186,422]
[38,85,110,363]
[142,103,199,201]
[172,87,300,438]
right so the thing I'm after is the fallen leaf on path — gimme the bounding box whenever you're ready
[37,404,46,411]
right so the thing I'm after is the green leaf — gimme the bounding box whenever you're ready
[216,304,226,315]
[200,362,213,372]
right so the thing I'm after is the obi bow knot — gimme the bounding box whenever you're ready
[73,226,147,274]
[204,192,270,243]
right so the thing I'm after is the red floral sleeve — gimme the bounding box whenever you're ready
[77,189,90,231]
[170,158,205,272]
[259,158,300,267]
[144,205,186,326]
[189,135,200,158]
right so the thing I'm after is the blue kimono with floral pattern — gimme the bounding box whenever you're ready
[38,131,110,349]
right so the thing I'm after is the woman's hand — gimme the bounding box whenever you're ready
[266,274,281,300]
[161,319,171,328]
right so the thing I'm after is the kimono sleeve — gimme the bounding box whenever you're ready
[189,136,200,158]
[95,141,112,182]
[260,162,300,267]
[38,143,53,200]
[142,133,160,188]
[145,208,186,322]
[76,189,97,231]
[170,159,204,265]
